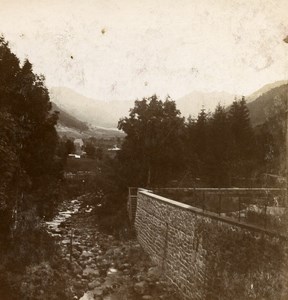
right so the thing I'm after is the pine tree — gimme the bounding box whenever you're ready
[206,104,230,186]
[228,96,255,180]
[193,107,209,161]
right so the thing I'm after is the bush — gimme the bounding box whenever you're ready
[0,207,72,300]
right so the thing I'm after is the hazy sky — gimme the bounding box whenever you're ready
[0,0,288,101]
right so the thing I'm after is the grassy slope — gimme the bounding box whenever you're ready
[247,84,288,126]
[52,102,89,132]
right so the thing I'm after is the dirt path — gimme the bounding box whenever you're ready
[46,195,180,300]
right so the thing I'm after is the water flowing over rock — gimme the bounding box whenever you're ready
[44,194,180,300]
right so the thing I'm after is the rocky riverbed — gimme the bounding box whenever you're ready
[46,195,180,300]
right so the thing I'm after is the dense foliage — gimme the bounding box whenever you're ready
[117,94,285,188]
[118,95,185,187]
[0,37,69,299]
[0,37,61,232]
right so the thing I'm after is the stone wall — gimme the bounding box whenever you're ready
[134,189,288,300]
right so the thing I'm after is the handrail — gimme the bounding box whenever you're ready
[138,188,288,238]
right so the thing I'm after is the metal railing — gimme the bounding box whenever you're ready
[128,187,138,224]
[153,188,287,232]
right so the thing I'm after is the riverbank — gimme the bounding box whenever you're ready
[47,194,180,300]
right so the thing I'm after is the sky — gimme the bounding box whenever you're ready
[0,0,288,101]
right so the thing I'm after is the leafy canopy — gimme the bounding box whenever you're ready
[118,95,185,187]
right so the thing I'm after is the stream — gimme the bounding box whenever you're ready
[44,194,178,300]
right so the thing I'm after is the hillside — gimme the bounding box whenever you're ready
[50,83,288,129]
[50,86,240,124]
[176,90,237,118]
[246,80,288,103]
[51,101,124,139]
[56,123,124,139]
[247,84,288,126]
[176,81,288,122]
[51,102,89,132]
[50,87,133,128]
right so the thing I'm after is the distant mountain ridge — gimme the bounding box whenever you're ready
[246,80,288,103]
[50,87,133,128]
[50,97,124,139]
[55,123,124,139]
[49,81,287,130]
[51,102,88,132]
[177,90,237,117]
[50,86,239,125]
[247,84,288,126]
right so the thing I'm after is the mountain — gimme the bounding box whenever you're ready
[51,102,89,132]
[177,81,288,125]
[246,80,288,103]
[50,87,240,126]
[55,123,124,139]
[247,84,288,126]
[49,87,133,128]
[50,100,124,139]
[50,82,287,130]
[176,91,237,118]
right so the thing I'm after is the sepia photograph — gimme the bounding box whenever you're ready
[0,0,288,299]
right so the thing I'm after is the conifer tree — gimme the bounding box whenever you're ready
[228,96,255,180]
[206,104,230,186]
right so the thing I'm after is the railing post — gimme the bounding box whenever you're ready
[218,189,222,216]
[128,187,130,221]
[264,192,269,229]
[202,190,205,212]
[130,189,132,222]
[264,204,267,229]
[162,222,169,272]
[238,196,241,222]
[69,228,73,263]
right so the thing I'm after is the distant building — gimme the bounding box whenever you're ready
[108,145,121,151]
[68,154,81,159]
[107,145,121,158]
